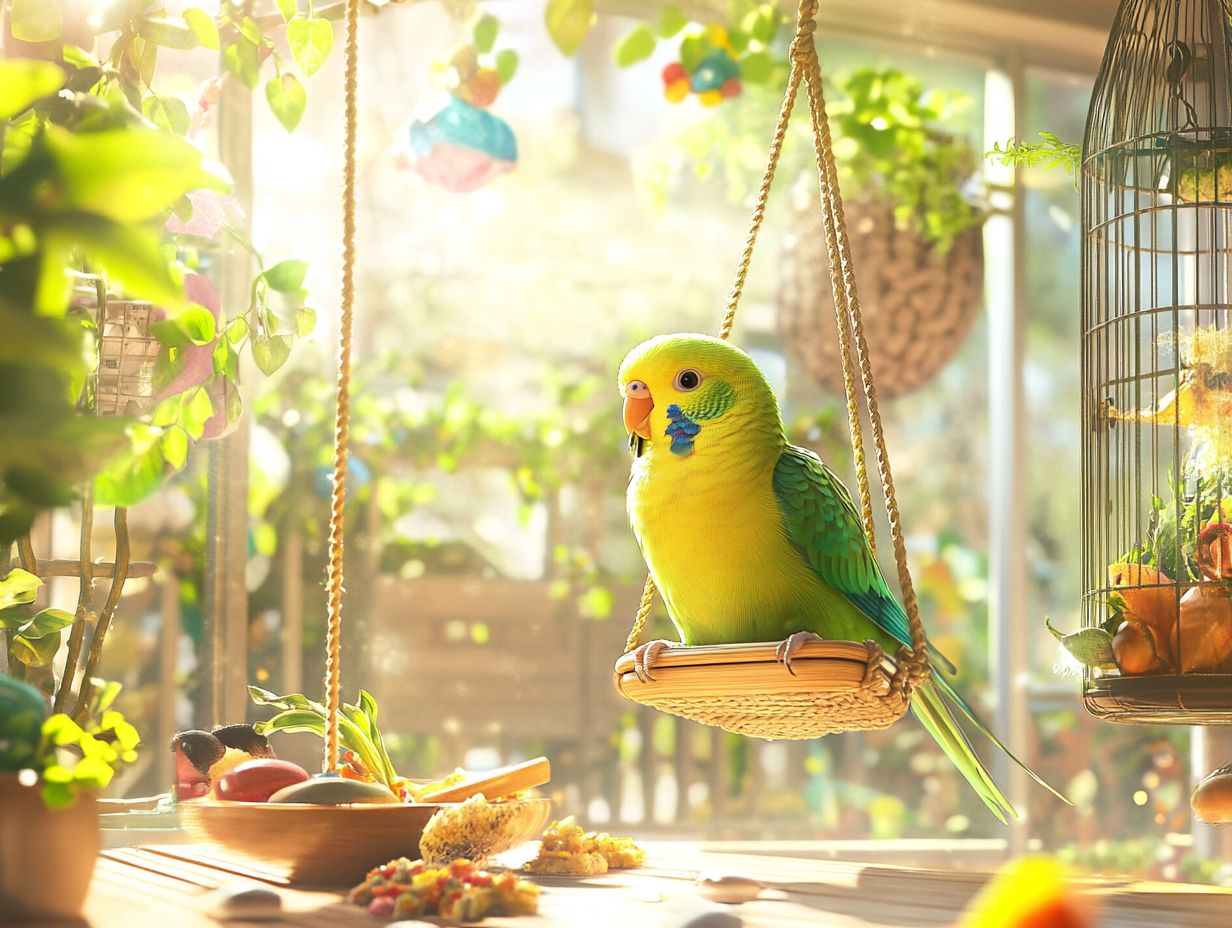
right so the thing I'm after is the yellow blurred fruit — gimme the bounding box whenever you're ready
[698,89,724,107]
[664,79,690,103]
[705,24,730,49]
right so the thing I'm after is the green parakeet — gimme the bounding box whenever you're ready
[619,333,1067,821]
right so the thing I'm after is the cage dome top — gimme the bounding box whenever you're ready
[1086,0,1232,181]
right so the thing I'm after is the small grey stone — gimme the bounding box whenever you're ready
[696,873,763,904]
[676,908,744,928]
[204,886,282,921]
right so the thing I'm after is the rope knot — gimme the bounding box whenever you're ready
[789,0,819,63]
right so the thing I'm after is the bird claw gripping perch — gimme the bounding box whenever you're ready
[632,639,670,684]
[776,631,825,676]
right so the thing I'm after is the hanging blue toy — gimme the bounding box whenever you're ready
[407,96,517,194]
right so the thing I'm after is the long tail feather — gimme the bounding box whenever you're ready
[932,674,1072,807]
[911,680,1014,823]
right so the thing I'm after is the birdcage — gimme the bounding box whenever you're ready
[1082,0,1232,723]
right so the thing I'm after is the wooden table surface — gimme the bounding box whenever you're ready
[25,842,1232,928]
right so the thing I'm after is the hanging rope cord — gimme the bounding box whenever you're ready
[322,0,362,774]
[623,0,929,687]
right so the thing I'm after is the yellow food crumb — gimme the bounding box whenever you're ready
[418,794,531,867]
[523,816,644,875]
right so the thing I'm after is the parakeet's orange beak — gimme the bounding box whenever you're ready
[623,394,654,440]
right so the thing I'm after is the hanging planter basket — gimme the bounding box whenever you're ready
[778,192,984,401]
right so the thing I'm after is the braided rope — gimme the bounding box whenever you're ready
[322,0,361,775]
[788,5,876,549]
[799,49,928,664]
[623,0,927,688]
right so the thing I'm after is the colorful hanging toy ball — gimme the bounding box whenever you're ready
[404,43,518,193]
[661,25,742,106]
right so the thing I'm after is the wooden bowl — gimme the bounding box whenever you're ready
[614,639,908,740]
[179,797,551,885]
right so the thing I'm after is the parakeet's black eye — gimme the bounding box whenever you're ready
[674,369,701,391]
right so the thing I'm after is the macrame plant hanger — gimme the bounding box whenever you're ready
[614,0,932,740]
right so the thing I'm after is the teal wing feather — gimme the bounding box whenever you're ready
[772,445,915,648]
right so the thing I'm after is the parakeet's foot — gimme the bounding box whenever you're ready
[775,631,824,676]
[631,639,672,684]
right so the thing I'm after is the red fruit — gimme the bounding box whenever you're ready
[720,78,742,99]
[661,62,687,85]
[212,759,309,802]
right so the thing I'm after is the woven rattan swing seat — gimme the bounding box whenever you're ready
[613,640,909,740]
[612,0,934,741]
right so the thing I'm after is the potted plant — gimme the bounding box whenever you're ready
[0,671,139,919]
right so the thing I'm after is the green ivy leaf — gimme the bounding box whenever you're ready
[160,425,188,470]
[72,755,115,789]
[182,9,220,51]
[93,424,166,507]
[545,0,594,57]
[142,95,191,135]
[494,49,519,84]
[20,608,73,638]
[473,14,499,54]
[12,629,60,666]
[657,6,687,38]
[287,15,333,77]
[45,217,182,309]
[226,387,242,424]
[137,18,199,51]
[151,304,216,347]
[223,38,261,89]
[0,59,66,120]
[614,26,656,67]
[225,315,249,346]
[181,388,214,440]
[263,259,308,292]
[41,782,76,810]
[43,715,85,747]
[252,334,291,376]
[0,568,42,612]
[276,0,297,22]
[265,72,306,132]
[10,0,62,42]
[295,306,316,337]
[43,125,229,222]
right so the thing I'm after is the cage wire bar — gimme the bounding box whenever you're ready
[1083,0,1232,722]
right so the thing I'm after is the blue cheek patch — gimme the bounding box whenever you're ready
[665,404,702,456]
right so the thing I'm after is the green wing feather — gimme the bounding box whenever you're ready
[772,445,950,667]
[772,445,1068,819]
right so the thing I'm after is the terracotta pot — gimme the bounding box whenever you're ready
[0,772,99,919]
